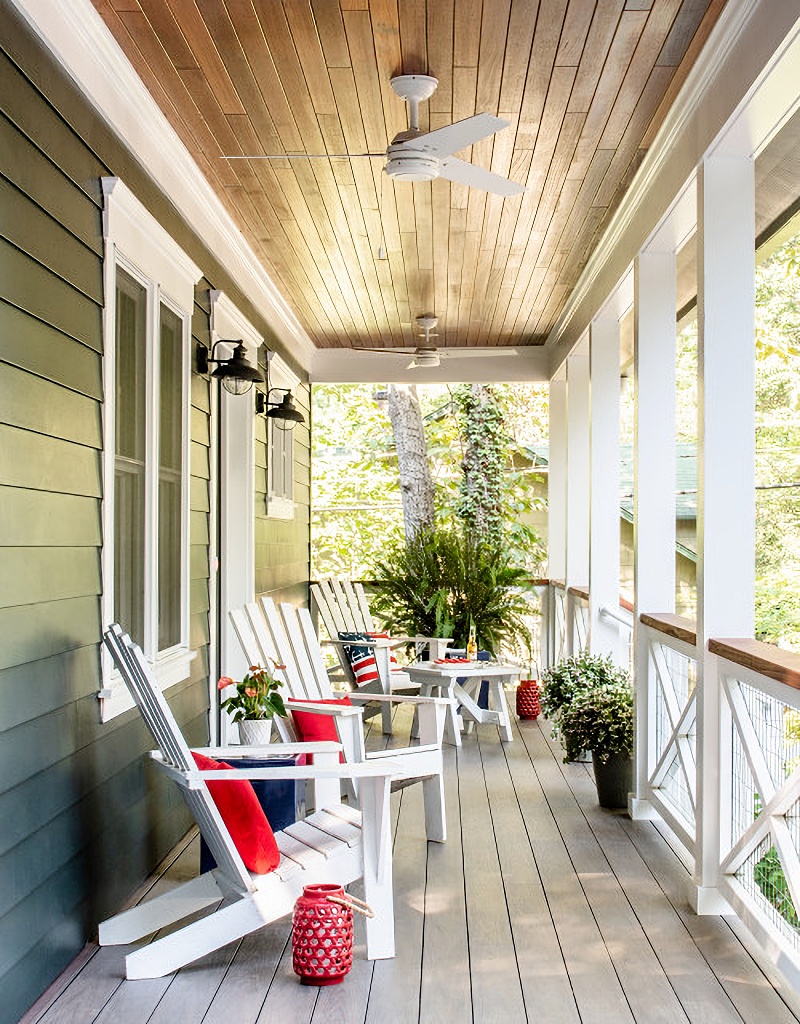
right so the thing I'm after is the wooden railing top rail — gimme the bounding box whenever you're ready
[550,578,566,590]
[639,613,697,648]
[709,638,800,691]
[567,585,590,602]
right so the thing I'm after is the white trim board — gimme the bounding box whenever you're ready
[12,0,316,372]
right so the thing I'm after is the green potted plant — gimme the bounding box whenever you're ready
[218,661,288,745]
[559,679,634,808]
[371,525,534,658]
[540,651,628,726]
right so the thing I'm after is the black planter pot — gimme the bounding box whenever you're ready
[592,753,633,809]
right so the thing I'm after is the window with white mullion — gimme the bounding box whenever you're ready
[101,178,201,720]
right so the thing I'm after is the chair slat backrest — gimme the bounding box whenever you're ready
[351,582,375,632]
[259,597,321,700]
[295,606,341,696]
[280,603,337,699]
[103,625,253,892]
[311,580,344,638]
[104,625,193,770]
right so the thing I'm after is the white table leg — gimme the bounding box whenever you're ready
[442,681,462,747]
[490,678,514,742]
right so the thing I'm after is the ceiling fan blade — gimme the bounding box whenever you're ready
[354,347,417,355]
[438,156,526,196]
[405,114,509,157]
[221,153,384,160]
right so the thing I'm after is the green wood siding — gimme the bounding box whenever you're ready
[0,8,312,1020]
[0,26,210,1024]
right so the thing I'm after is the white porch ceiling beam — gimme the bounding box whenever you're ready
[309,347,549,384]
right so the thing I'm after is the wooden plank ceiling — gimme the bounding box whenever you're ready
[91,0,727,351]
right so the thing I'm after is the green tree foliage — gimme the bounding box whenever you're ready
[311,382,548,579]
[753,236,800,648]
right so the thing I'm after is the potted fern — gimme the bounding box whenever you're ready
[371,526,533,657]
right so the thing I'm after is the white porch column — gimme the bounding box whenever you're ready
[589,317,622,661]
[210,292,262,745]
[548,373,567,581]
[692,155,755,913]
[566,343,590,655]
[631,250,677,817]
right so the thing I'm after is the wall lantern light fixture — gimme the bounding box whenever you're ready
[255,389,306,429]
[196,340,264,395]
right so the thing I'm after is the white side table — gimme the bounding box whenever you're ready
[405,662,520,745]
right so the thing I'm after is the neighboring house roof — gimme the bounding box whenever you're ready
[524,443,699,562]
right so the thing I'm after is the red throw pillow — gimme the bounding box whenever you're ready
[190,751,280,874]
[289,696,352,762]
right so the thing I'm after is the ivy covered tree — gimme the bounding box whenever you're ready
[454,383,505,544]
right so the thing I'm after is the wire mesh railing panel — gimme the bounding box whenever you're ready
[727,676,800,961]
[736,832,800,955]
[649,638,697,834]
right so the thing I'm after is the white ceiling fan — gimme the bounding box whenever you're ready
[223,75,526,197]
[359,315,517,368]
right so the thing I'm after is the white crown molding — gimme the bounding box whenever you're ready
[544,0,793,373]
[210,290,263,358]
[269,351,302,391]
[13,0,316,371]
[310,346,549,384]
[103,177,201,309]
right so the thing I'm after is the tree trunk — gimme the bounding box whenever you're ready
[387,383,435,540]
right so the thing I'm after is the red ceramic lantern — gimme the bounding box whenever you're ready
[516,679,541,720]
[292,884,372,985]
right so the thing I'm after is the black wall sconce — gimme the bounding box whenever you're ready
[196,340,264,395]
[255,389,306,429]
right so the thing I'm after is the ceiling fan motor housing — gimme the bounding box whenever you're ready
[385,146,439,182]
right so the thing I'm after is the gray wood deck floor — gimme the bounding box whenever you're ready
[23,710,800,1024]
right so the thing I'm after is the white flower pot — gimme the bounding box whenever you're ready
[238,719,273,746]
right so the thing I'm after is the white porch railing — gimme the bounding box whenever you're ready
[539,587,800,991]
[710,638,800,990]
[639,614,699,858]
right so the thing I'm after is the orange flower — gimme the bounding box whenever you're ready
[244,687,258,698]
[217,676,234,690]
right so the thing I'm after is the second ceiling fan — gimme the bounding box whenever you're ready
[360,315,517,368]
[225,75,526,197]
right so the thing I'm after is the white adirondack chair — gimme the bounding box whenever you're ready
[100,624,401,979]
[230,598,449,842]
[311,579,453,700]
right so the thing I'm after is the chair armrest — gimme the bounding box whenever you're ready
[283,702,365,718]
[346,693,452,706]
[154,748,404,783]
[189,741,344,759]
[321,637,392,649]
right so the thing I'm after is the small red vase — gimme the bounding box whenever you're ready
[516,679,541,720]
[292,884,354,985]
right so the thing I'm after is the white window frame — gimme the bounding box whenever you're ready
[266,353,300,520]
[100,178,202,721]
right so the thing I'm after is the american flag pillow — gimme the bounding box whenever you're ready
[338,631,380,685]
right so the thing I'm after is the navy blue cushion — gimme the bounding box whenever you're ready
[200,756,305,872]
